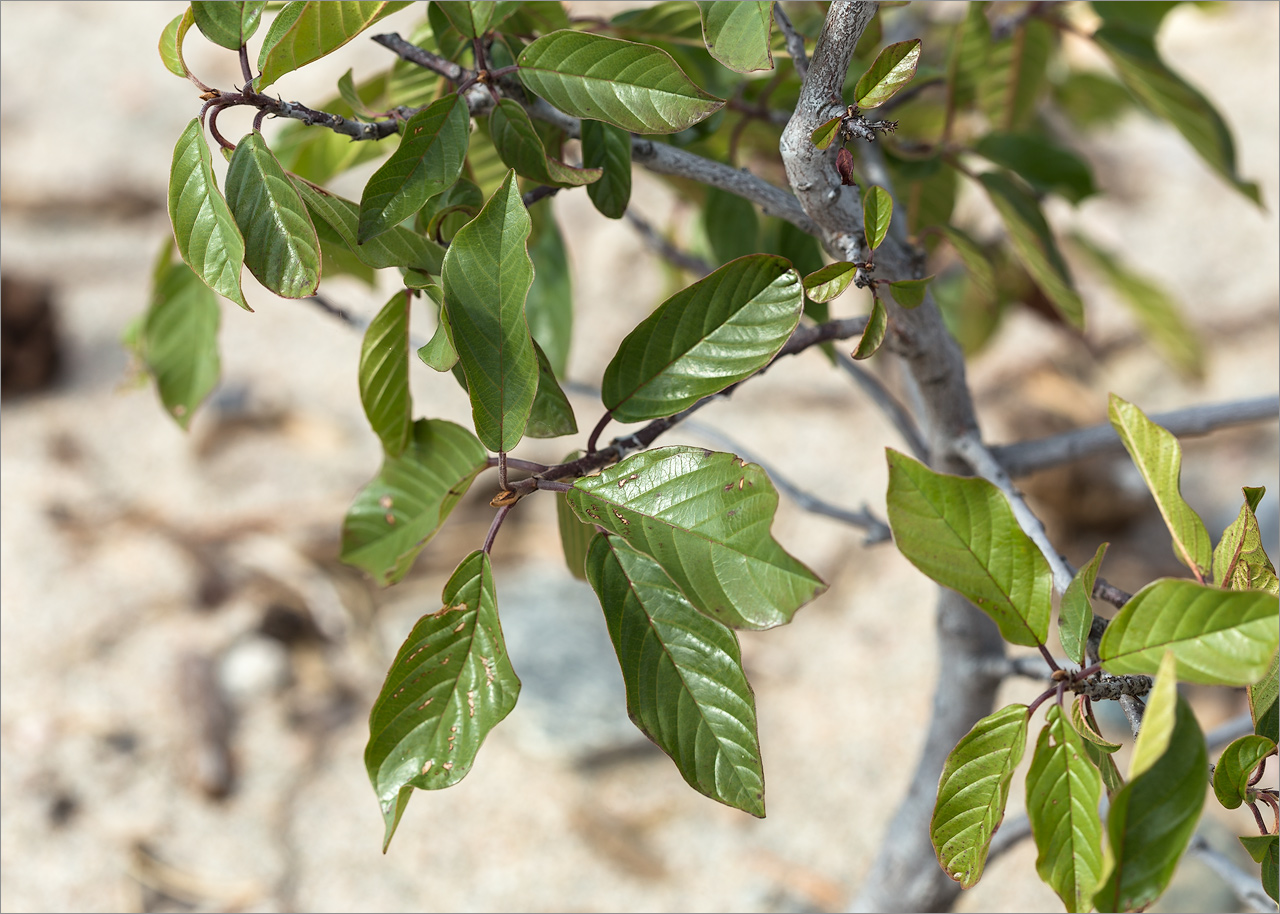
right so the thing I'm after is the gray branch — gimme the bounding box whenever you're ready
[624,210,713,277]
[1119,693,1146,740]
[773,2,810,81]
[1189,833,1277,914]
[834,352,930,462]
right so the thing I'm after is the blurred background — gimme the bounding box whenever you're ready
[1,2,1276,911]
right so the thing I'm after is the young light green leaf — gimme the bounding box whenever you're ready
[142,262,222,430]
[159,8,197,79]
[887,277,933,310]
[1060,543,1107,666]
[1026,705,1105,913]
[978,171,1083,328]
[191,1,265,50]
[702,187,759,266]
[862,185,892,250]
[1108,394,1212,577]
[365,550,520,850]
[1129,650,1178,780]
[931,704,1029,888]
[886,450,1052,647]
[581,119,632,219]
[416,286,458,371]
[525,342,577,438]
[517,31,724,134]
[938,226,997,308]
[1214,488,1279,595]
[1099,578,1279,686]
[489,98,602,188]
[978,19,1051,131]
[1093,692,1207,913]
[567,447,827,630]
[803,262,858,304]
[442,170,538,452]
[224,132,321,298]
[851,297,887,360]
[601,255,803,423]
[586,534,765,816]
[810,115,843,150]
[358,94,470,243]
[973,132,1096,205]
[359,291,412,456]
[854,39,922,108]
[168,119,250,312]
[341,419,489,586]
[1071,697,1125,797]
[1252,651,1278,744]
[1239,835,1279,905]
[525,208,573,378]
[1213,734,1276,810]
[434,1,495,38]
[256,1,413,91]
[696,1,773,73]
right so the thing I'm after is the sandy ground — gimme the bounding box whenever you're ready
[1,3,1277,912]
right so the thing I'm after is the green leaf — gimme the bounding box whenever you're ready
[567,447,827,630]
[581,119,632,219]
[701,187,759,266]
[1060,543,1107,666]
[1093,22,1261,205]
[1071,236,1203,379]
[159,8,197,79]
[854,38,922,109]
[341,419,489,586]
[610,2,705,44]
[1026,705,1105,913]
[601,255,803,423]
[291,176,445,274]
[524,208,573,377]
[586,534,765,815]
[851,297,887,360]
[1053,70,1136,131]
[887,277,932,310]
[931,704,1029,889]
[810,115,843,150]
[191,1,265,50]
[938,226,997,309]
[273,86,397,185]
[224,132,321,298]
[142,262,222,430]
[1252,651,1279,744]
[525,342,577,438]
[517,31,724,134]
[168,119,250,312]
[256,1,414,91]
[945,1,990,117]
[416,285,459,371]
[336,68,374,118]
[1129,650,1178,780]
[696,1,772,73]
[886,450,1052,647]
[434,1,495,38]
[556,452,593,581]
[419,178,485,242]
[499,1,570,36]
[1239,835,1279,905]
[1213,734,1276,809]
[359,291,413,456]
[862,185,892,250]
[979,19,1052,131]
[1108,394,1212,577]
[1099,578,1280,686]
[442,170,538,452]
[1093,692,1207,913]
[365,550,520,850]
[488,98,602,188]
[1213,488,1279,595]
[973,132,1096,205]
[978,171,1083,329]
[803,262,858,304]
[358,95,470,243]
[1070,697,1126,797]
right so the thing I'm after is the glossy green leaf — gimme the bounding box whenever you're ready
[854,38,921,109]
[556,451,593,581]
[1213,734,1276,809]
[1072,236,1203,379]
[1093,692,1206,913]
[341,419,489,586]
[1214,488,1279,595]
[168,119,250,312]
[586,534,765,815]
[811,116,843,150]
[191,1,265,50]
[567,447,827,630]
[1239,835,1279,904]
[862,185,892,250]
[1071,697,1125,797]
[365,551,520,850]
[489,98,602,188]
[1252,651,1278,744]
[978,171,1083,329]
[1060,543,1107,666]
[442,170,538,452]
[256,1,414,91]
[887,277,932,310]
[359,291,413,456]
[142,261,222,430]
[803,262,858,304]
[291,176,445,274]
[159,8,197,79]
[973,132,1096,205]
[224,132,321,298]
[979,19,1051,131]
[931,704,1029,888]
[886,450,1052,647]
[1099,578,1280,686]
[702,188,759,266]
[416,285,459,372]
[419,178,484,244]
[851,297,886,360]
[434,1,496,38]
[938,227,997,308]
[517,31,724,134]
[1094,22,1260,205]
[696,1,772,73]
[1109,394,1212,576]
[358,95,470,243]
[601,255,803,423]
[525,342,577,438]
[1026,705,1105,912]
[581,119,632,219]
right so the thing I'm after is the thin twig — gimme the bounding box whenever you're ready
[624,210,713,277]
[773,3,810,81]
[834,352,929,461]
[371,33,470,82]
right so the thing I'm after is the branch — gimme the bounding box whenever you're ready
[1119,693,1146,740]
[1188,832,1276,914]
[991,395,1280,478]
[773,3,810,81]
[624,210,713,277]
[834,352,929,462]
[371,33,469,82]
